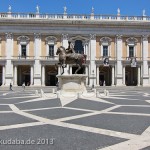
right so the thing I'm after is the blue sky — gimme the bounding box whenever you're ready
[0,0,150,16]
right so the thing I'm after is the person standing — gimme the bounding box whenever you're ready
[22,82,25,91]
[10,83,13,91]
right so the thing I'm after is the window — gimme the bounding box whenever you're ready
[100,37,112,58]
[103,46,108,57]
[129,46,134,57]
[126,37,138,58]
[74,40,84,54]
[21,45,27,57]
[49,45,54,56]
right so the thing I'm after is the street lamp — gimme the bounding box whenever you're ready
[92,70,94,89]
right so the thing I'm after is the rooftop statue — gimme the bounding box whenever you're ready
[56,41,86,75]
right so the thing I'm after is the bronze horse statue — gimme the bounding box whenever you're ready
[56,46,86,75]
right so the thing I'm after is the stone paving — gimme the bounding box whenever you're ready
[0,87,150,150]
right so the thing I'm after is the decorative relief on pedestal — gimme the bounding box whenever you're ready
[45,36,57,44]
[34,33,41,39]
[90,34,96,40]
[17,36,30,44]
[62,34,68,40]
[142,35,149,41]
[5,33,13,39]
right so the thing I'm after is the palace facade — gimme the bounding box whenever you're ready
[0,9,150,87]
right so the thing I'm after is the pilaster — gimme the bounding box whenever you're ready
[89,34,96,87]
[62,34,68,49]
[14,66,17,86]
[142,35,149,86]
[116,35,123,86]
[34,33,41,86]
[5,33,13,85]
[112,66,115,86]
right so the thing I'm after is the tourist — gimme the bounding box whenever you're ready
[22,82,25,90]
[10,83,13,91]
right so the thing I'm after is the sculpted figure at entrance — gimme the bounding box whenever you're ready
[56,41,86,75]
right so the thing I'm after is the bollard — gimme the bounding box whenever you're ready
[104,89,107,96]
[35,90,38,96]
[77,93,80,98]
[96,91,99,98]
[52,88,55,94]
[106,90,109,96]
[56,92,60,98]
[40,89,44,98]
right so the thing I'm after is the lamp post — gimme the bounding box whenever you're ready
[92,70,94,89]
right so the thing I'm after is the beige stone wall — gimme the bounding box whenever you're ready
[1,35,6,56]
[56,36,61,48]
[29,36,34,56]
[122,37,127,59]
[136,37,141,58]
[111,37,115,58]
[41,36,46,56]
[96,36,100,58]
[148,38,150,58]
[13,36,18,56]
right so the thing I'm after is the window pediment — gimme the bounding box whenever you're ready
[45,36,57,45]
[17,36,30,45]
[126,37,138,45]
[100,37,112,45]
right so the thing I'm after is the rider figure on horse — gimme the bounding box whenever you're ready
[66,41,75,54]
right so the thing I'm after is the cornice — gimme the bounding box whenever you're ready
[1,19,150,29]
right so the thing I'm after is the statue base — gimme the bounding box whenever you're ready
[57,74,87,93]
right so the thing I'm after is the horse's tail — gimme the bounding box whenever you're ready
[82,54,87,64]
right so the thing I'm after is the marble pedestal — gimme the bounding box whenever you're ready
[57,74,87,93]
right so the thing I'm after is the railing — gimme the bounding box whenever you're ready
[0,12,150,22]
[122,57,142,61]
[95,56,116,61]
[0,56,6,59]
[40,56,58,60]
[12,56,34,60]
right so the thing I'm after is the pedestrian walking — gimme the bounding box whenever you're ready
[10,83,13,91]
[22,82,25,91]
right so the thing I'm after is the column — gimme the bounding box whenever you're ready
[85,65,89,85]
[116,35,123,86]
[30,66,33,85]
[89,34,96,87]
[96,66,99,85]
[2,66,5,85]
[62,34,68,48]
[42,65,45,86]
[5,33,13,85]
[138,66,141,86]
[69,65,72,75]
[34,33,41,86]
[58,65,61,75]
[123,66,125,85]
[14,66,17,86]
[142,35,149,86]
[112,66,115,86]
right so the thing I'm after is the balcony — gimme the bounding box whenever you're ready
[12,56,35,60]
[122,57,142,61]
[40,56,58,65]
[95,56,116,65]
[12,56,35,65]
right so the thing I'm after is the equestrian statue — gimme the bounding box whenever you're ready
[56,41,86,75]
